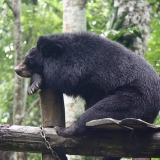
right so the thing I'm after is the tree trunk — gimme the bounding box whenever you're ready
[113,1,152,160]
[114,0,151,57]
[63,0,86,32]
[63,0,86,159]
[12,0,26,159]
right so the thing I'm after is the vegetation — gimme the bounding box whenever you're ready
[0,0,160,159]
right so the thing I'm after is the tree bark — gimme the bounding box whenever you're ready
[63,1,86,159]
[12,0,24,125]
[63,0,86,32]
[113,1,152,160]
[12,0,26,159]
[114,0,151,57]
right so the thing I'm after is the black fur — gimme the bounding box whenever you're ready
[27,73,42,95]
[15,32,160,137]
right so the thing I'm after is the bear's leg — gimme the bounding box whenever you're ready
[56,92,142,137]
[27,73,42,95]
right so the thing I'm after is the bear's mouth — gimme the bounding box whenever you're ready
[14,62,32,78]
[17,70,32,78]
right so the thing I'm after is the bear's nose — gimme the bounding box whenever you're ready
[14,66,21,74]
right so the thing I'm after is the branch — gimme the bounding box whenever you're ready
[22,98,40,122]
[0,118,160,157]
[27,107,40,125]
[25,27,34,45]
[4,0,15,15]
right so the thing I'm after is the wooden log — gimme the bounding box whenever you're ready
[39,89,66,160]
[133,158,151,160]
[1,118,160,158]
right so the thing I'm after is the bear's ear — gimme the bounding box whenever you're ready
[37,36,62,58]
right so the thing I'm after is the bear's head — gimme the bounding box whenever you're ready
[14,36,62,78]
[14,47,42,77]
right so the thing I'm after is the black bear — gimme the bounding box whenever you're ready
[14,32,160,138]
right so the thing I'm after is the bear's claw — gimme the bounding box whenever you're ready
[27,84,39,95]
[27,73,42,95]
[55,123,86,138]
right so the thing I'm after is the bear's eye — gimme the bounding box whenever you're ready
[25,58,36,67]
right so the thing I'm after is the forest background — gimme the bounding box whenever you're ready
[0,0,160,160]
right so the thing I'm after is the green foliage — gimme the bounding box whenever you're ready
[22,0,62,52]
[146,2,160,125]
[106,27,141,42]
[0,0,160,159]
[87,1,142,48]
[0,1,14,123]
[0,0,63,124]
[87,0,112,34]
[146,8,160,75]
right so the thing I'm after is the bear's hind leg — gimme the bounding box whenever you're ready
[56,92,142,137]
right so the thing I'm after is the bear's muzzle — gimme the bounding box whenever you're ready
[14,61,32,78]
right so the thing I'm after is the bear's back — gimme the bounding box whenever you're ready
[47,32,160,102]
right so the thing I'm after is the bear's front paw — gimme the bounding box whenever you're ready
[55,123,86,138]
[27,82,41,95]
[55,126,75,138]
[27,74,42,95]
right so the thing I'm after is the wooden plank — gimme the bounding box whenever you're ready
[120,118,160,130]
[86,118,132,131]
[86,118,160,131]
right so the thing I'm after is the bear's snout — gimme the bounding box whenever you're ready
[14,61,32,78]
